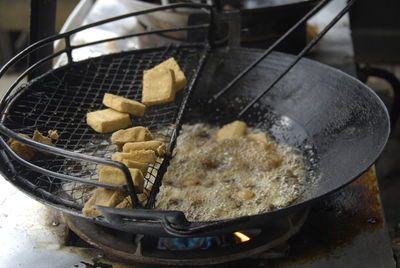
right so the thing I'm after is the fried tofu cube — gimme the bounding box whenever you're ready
[7,134,35,161]
[112,150,157,164]
[247,133,269,144]
[248,132,274,150]
[82,188,126,217]
[98,166,144,193]
[117,159,148,176]
[116,197,133,209]
[87,108,131,133]
[150,57,187,92]
[32,130,54,146]
[216,120,247,141]
[111,126,153,145]
[142,68,175,105]
[102,93,146,117]
[123,140,166,156]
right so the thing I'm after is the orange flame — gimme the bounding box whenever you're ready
[233,232,250,242]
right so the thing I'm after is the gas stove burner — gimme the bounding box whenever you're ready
[158,236,220,250]
[63,207,309,265]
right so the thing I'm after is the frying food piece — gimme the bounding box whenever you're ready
[116,159,148,176]
[236,189,255,201]
[98,166,144,193]
[215,120,247,141]
[102,93,146,117]
[116,194,147,208]
[259,153,283,171]
[142,68,175,105]
[48,130,60,139]
[111,126,153,145]
[123,140,166,156]
[7,129,60,160]
[87,108,131,133]
[7,134,35,161]
[82,188,126,217]
[149,57,187,92]
[247,133,269,144]
[112,150,157,164]
[32,130,54,146]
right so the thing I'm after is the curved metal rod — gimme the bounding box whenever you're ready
[160,216,249,237]
[146,47,210,208]
[0,137,123,190]
[212,0,331,100]
[238,0,357,117]
[0,124,142,207]
[94,205,250,237]
[6,49,66,95]
[71,24,210,50]
[66,3,211,36]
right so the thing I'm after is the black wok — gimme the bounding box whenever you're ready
[0,47,389,237]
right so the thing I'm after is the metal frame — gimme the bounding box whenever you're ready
[0,3,212,210]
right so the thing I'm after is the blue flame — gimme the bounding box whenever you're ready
[158,237,217,250]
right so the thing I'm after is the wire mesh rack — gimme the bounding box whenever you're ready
[0,3,212,215]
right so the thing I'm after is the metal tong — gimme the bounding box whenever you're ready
[212,0,357,117]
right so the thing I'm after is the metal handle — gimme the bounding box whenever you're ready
[0,124,143,207]
[95,206,250,237]
[212,0,358,118]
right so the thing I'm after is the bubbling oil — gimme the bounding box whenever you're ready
[155,123,306,221]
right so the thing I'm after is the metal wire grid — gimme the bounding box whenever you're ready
[2,44,207,211]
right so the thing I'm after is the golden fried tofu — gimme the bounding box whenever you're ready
[116,197,133,209]
[118,159,148,176]
[150,57,187,92]
[32,130,54,146]
[98,166,144,193]
[102,93,146,117]
[123,140,166,156]
[112,150,157,164]
[142,68,175,105]
[86,108,131,133]
[247,133,269,144]
[7,134,35,161]
[216,120,247,141]
[111,126,153,145]
[82,188,126,217]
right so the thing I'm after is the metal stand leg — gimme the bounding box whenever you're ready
[29,0,57,80]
